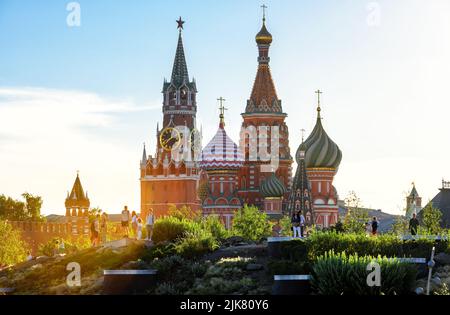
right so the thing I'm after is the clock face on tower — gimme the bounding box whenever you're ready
[159,127,181,151]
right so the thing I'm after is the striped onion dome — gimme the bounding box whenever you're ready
[260,173,286,198]
[302,107,342,169]
[200,124,244,170]
[256,20,273,45]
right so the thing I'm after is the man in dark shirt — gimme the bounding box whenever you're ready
[409,213,420,236]
[371,217,379,235]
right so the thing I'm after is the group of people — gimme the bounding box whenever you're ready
[90,212,108,247]
[120,206,154,241]
[291,212,306,238]
[367,213,421,236]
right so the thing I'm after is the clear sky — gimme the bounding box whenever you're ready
[1,0,449,216]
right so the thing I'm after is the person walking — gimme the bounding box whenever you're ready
[100,212,108,244]
[299,212,306,238]
[121,206,130,238]
[409,213,420,236]
[145,209,154,241]
[291,213,301,238]
[371,216,379,236]
[131,211,138,239]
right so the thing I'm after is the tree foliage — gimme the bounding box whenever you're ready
[0,220,29,266]
[232,205,273,241]
[420,204,442,234]
[390,216,409,235]
[0,193,43,221]
[343,191,369,234]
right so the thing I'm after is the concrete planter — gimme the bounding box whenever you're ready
[272,275,312,295]
[267,237,295,258]
[103,270,158,295]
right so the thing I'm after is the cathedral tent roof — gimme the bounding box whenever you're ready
[200,124,244,170]
[65,173,90,208]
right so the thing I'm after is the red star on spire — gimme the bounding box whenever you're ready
[176,17,185,30]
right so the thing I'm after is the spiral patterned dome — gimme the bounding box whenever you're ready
[260,173,286,198]
[302,109,342,169]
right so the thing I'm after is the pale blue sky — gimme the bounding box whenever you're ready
[1,0,449,215]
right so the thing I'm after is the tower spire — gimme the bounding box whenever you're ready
[217,97,227,128]
[315,90,322,119]
[141,143,147,166]
[171,17,189,87]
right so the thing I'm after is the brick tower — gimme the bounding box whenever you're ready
[65,172,89,235]
[199,100,244,229]
[140,18,201,219]
[238,11,293,210]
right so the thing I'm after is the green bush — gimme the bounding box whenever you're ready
[306,231,449,259]
[149,255,210,294]
[152,216,202,244]
[37,237,91,257]
[312,251,417,295]
[275,232,450,270]
[279,216,293,237]
[174,229,220,258]
[186,257,260,295]
[200,215,230,240]
[0,220,29,266]
[232,205,273,242]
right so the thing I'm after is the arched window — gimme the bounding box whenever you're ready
[241,176,247,190]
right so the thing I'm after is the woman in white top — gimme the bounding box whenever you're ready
[131,211,137,239]
[136,218,143,240]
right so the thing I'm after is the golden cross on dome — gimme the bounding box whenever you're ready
[261,4,268,22]
[176,17,185,30]
[315,90,323,118]
[315,90,322,106]
[217,97,227,126]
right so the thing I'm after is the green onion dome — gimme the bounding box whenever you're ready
[302,108,342,169]
[260,173,286,198]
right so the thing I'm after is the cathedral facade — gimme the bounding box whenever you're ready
[140,14,342,229]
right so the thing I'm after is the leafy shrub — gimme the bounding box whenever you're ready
[0,220,29,266]
[174,229,219,258]
[306,231,449,259]
[200,215,230,240]
[186,257,259,295]
[276,232,450,270]
[149,255,210,294]
[141,243,177,261]
[37,237,91,257]
[167,205,201,221]
[311,251,417,295]
[232,205,273,242]
[152,216,202,244]
[278,216,293,237]
[434,283,450,295]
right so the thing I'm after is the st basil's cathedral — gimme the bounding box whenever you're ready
[140,13,342,229]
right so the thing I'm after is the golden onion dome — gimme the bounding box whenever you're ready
[255,21,273,45]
